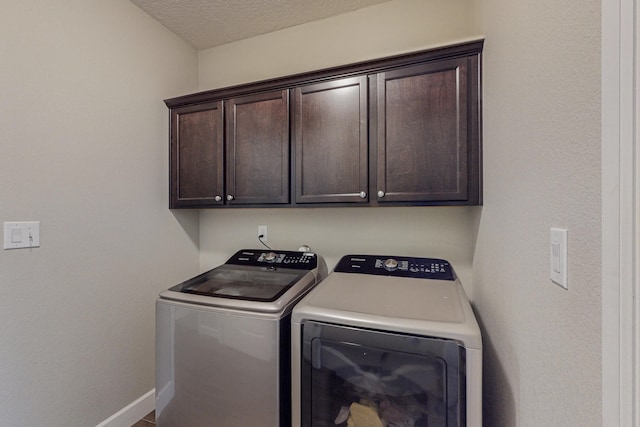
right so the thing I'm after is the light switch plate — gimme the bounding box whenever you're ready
[4,221,40,250]
[550,227,568,289]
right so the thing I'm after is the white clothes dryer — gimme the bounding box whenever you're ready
[291,254,482,427]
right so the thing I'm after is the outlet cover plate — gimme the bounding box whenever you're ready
[258,225,268,242]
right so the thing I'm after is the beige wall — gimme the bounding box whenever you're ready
[471,0,601,425]
[198,0,479,89]
[0,1,200,425]
[199,207,479,289]
[0,0,602,425]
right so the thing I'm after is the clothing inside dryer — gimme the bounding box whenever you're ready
[301,322,466,427]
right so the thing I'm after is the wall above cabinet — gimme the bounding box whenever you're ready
[166,39,483,209]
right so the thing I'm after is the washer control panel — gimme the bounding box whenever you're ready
[334,254,455,280]
[226,249,318,270]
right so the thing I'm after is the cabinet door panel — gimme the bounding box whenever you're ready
[294,76,368,204]
[226,90,289,204]
[170,102,224,208]
[376,58,469,202]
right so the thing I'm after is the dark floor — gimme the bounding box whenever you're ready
[131,411,155,426]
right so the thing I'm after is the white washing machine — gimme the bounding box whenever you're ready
[291,254,482,427]
[156,249,327,427]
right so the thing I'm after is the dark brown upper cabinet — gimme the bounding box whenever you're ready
[372,56,479,204]
[165,39,483,209]
[226,90,289,205]
[293,76,368,204]
[170,101,224,208]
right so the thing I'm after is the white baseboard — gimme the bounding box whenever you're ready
[96,389,155,427]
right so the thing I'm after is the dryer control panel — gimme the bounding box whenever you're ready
[334,254,456,281]
[226,249,318,270]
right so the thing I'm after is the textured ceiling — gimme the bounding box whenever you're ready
[131,0,391,50]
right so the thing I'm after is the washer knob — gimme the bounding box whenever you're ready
[264,252,277,262]
[383,258,399,271]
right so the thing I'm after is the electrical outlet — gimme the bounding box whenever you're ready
[258,225,268,242]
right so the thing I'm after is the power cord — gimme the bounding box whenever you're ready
[258,234,271,250]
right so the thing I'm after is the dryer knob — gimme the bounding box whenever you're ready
[384,258,399,271]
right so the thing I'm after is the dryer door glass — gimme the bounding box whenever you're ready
[301,321,465,427]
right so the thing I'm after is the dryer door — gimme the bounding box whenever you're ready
[301,321,465,427]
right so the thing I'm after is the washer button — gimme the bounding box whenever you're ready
[384,258,399,271]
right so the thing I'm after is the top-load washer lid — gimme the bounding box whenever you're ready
[160,249,328,314]
[292,254,481,349]
[170,264,306,302]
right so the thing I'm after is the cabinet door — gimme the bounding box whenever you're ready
[375,57,472,203]
[226,90,289,205]
[293,76,368,204]
[170,101,224,208]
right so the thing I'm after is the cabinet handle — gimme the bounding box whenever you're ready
[377,190,385,198]
[214,195,222,202]
[359,191,367,199]
[227,194,234,201]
